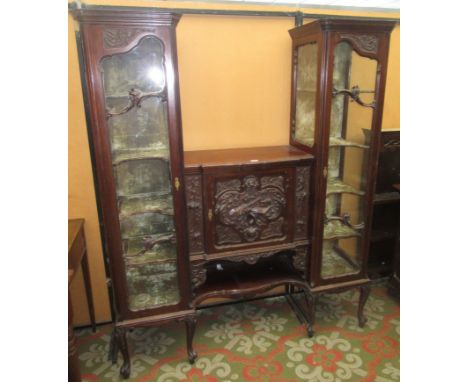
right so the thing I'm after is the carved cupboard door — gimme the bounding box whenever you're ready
[203,167,295,254]
[73,9,190,320]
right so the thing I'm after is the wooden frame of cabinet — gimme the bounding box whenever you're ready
[71,8,195,377]
[288,19,395,325]
[71,6,396,377]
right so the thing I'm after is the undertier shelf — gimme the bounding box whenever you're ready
[323,220,362,240]
[327,178,365,196]
[119,193,174,218]
[112,147,170,165]
[321,247,360,278]
[126,263,180,311]
[193,254,306,304]
[329,137,369,149]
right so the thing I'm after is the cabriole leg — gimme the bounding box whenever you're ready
[108,327,119,364]
[185,315,197,364]
[358,285,371,328]
[116,327,131,379]
[303,290,316,337]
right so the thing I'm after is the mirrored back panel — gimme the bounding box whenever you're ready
[320,40,378,279]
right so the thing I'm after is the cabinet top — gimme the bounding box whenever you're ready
[70,5,182,26]
[184,145,313,169]
[289,18,395,38]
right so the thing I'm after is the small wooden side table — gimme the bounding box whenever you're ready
[68,219,96,382]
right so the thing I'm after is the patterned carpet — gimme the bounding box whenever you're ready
[76,285,399,381]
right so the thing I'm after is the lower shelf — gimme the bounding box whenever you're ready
[321,247,360,278]
[193,254,308,306]
[126,263,180,311]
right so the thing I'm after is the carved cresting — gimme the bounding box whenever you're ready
[185,175,205,254]
[340,34,378,55]
[294,166,310,240]
[103,28,156,49]
[214,175,286,245]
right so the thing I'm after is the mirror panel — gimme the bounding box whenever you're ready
[293,43,318,148]
[321,40,378,279]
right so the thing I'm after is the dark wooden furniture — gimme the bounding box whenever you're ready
[364,129,400,278]
[71,8,194,378]
[387,182,400,298]
[72,6,395,377]
[184,146,316,337]
[288,19,395,326]
[68,219,96,382]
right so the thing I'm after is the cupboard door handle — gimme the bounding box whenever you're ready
[174,177,180,191]
[208,209,213,221]
[323,166,328,178]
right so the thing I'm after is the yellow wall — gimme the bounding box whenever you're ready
[68,0,399,325]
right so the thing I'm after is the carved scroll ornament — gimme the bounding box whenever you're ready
[214,175,286,245]
[106,88,167,119]
[340,34,378,55]
[103,28,156,49]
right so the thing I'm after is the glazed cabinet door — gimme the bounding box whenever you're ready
[75,11,190,320]
[318,31,390,283]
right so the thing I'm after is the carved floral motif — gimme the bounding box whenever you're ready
[214,175,286,245]
[340,34,378,54]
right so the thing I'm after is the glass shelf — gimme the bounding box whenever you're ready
[112,147,170,165]
[124,234,176,263]
[321,246,360,278]
[329,136,369,149]
[126,262,179,311]
[119,193,173,218]
[324,219,361,240]
[327,178,365,196]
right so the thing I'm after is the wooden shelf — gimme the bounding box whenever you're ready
[193,255,307,306]
[324,220,361,240]
[370,229,396,243]
[321,247,360,278]
[329,137,369,149]
[112,147,170,165]
[373,192,400,204]
[119,193,173,218]
[327,178,365,196]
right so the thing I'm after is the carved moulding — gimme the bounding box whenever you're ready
[185,175,205,254]
[103,28,156,49]
[214,175,286,245]
[294,166,310,240]
[340,33,378,55]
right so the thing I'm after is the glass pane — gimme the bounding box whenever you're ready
[321,41,378,279]
[101,36,180,311]
[294,43,318,147]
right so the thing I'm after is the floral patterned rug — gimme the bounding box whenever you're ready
[76,285,399,381]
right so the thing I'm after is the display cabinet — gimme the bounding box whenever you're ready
[71,7,194,378]
[289,19,395,325]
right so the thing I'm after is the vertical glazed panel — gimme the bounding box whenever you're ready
[101,36,180,311]
[294,43,318,148]
[321,41,377,279]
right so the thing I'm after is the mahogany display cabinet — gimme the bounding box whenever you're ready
[288,18,395,324]
[71,6,395,378]
[71,8,195,378]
